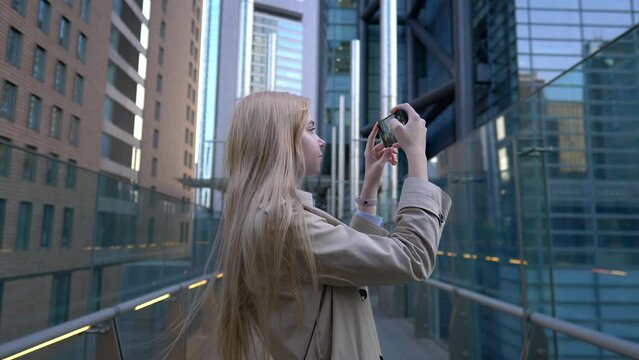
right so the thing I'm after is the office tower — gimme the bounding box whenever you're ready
[321,1,639,358]
[0,0,202,344]
[205,0,320,211]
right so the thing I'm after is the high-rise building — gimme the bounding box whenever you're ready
[195,0,221,209]
[1,0,106,172]
[1,0,201,200]
[204,0,321,211]
[319,1,639,359]
[0,0,203,345]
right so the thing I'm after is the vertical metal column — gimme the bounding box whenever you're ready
[338,95,346,219]
[350,40,361,205]
[236,0,254,99]
[452,0,474,139]
[380,0,399,216]
[330,126,337,215]
[358,0,368,132]
[406,3,416,102]
[267,33,277,91]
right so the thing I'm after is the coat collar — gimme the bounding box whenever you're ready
[296,189,314,207]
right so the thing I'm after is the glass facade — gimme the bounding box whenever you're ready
[323,0,357,138]
[251,12,304,94]
[411,25,639,360]
[319,1,639,359]
[472,0,639,125]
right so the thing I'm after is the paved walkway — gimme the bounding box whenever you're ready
[373,302,449,360]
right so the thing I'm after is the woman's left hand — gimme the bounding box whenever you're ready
[362,124,399,191]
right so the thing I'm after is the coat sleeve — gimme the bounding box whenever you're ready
[308,177,452,287]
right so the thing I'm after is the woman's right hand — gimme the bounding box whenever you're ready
[389,103,428,179]
[388,103,426,158]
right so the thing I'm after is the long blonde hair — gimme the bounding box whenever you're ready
[217,92,318,359]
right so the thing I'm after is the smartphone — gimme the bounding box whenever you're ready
[377,109,408,148]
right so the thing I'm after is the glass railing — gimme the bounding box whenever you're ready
[0,145,219,348]
[380,24,639,359]
[3,22,639,360]
[0,273,219,360]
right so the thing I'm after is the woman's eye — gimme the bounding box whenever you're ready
[309,127,316,132]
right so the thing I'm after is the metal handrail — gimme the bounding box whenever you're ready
[3,274,638,359]
[0,273,217,359]
[424,278,639,359]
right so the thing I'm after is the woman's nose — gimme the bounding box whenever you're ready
[318,137,326,148]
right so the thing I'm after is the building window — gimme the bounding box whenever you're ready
[89,268,101,311]
[22,146,37,182]
[158,46,164,66]
[153,129,159,148]
[50,273,71,325]
[180,222,190,242]
[184,151,188,166]
[12,0,27,15]
[0,199,5,248]
[154,101,161,120]
[50,106,63,139]
[73,74,84,104]
[100,134,109,157]
[160,21,166,39]
[40,204,55,248]
[76,33,87,63]
[147,217,155,243]
[58,17,71,49]
[105,61,114,84]
[150,186,157,207]
[38,0,52,33]
[16,201,33,251]
[27,95,43,131]
[80,0,91,22]
[103,97,113,121]
[69,116,80,146]
[33,46,47,82]
[65,160,77,189]
[156,74,163,93]
[161,0,167,13]
[0,138,11,177]
[6,27,23,68]
[184,129,189,144]
[151,157,157,177]
[65,0,73,7]
[61,207,74,247]
[46,153,59,186]
[0,81,18,121]
[54,61,67,94]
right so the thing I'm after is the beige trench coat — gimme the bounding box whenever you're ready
[265,177,451,359]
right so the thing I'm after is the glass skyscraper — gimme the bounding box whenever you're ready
[196,0,221,209]
[251,12,304,94]
[320,1,639,359]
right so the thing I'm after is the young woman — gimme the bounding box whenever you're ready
[216,91,451,359]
